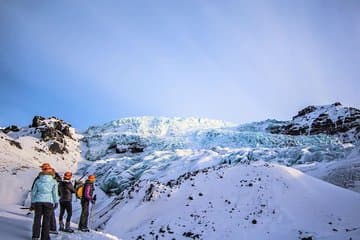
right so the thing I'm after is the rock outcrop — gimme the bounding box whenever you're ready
[31,116,74,154]
[2,125,20,134]
[107,142,145,155]
[268,103,360,143]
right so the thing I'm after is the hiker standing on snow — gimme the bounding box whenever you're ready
[49,168,61,234]
[31,164,59,240]
[58,171,75,232]
[78,174,97,232]
[31,164,61,235]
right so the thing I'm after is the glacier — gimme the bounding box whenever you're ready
[81,117,356,194]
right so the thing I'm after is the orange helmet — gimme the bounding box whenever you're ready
[63,171,72,180]
[40,163,51,170]
[88,174,96,182]
[42,166,53,173]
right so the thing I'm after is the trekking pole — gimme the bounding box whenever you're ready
[89,201,96,230]
[78,172,88,181]
[20,207,33,216]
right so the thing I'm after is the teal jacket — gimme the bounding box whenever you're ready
[31,174,59,204]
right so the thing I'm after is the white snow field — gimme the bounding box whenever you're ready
[96,162,360,240]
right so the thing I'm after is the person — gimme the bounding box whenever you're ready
[31,163,51,190]
[31,164,59,240]
[78,174,96,232]
[49,168,61,235]
[32,165,61,234]
[58,171,75,232]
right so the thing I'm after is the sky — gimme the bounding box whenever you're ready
[1,0,359,130]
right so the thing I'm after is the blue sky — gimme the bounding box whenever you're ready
[1,1,359,130]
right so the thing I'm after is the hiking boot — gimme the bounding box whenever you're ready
[65,222,74,233]
[49,230,59,234]
[79,227,90,232]
[59,220,65,231]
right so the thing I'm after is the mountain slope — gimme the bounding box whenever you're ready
[0,117,121,239]
[98,162,360,240]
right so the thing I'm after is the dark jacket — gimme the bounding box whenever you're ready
[58,180,75,202]
[83,180,95,201]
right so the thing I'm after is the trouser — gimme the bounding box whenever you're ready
[50,209,56,231]
[32,202,53,240]
[59,201,72,223]
[78,200,90,229]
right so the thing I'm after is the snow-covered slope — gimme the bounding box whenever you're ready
[96,162,360,240]
[0,116,120,239]
[0,117,81,205]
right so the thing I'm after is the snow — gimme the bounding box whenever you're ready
[0,205,120,240]
[0,126,120,239]
[101,162,360,240]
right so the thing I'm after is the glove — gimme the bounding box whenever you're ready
[53,203,58,209]
[93,194,97,201]
[30,203,35,211]
[91,199,96,204]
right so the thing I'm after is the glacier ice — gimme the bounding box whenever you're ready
[81,117,356,194]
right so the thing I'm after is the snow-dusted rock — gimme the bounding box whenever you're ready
[268,103,360,143]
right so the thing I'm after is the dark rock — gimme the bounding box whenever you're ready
[251,219,257,224]
[61,126,72,138]
[267,104,360,142]
[129,143,144,153]
[49,141,67,154]
[7,139,22,149]
[32,116,45,128]
[293,105,316,120]
[53,121,63,131]
[301,237,313,240]
[144,184,155,201]
[183,232,201,239]
[2,125,20,133]
[41,127,59,141]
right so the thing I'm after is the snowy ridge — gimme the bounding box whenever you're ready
[97,162,360,240]
[267,102,360,142]
[292,103,355,125]
[86,116,234,137]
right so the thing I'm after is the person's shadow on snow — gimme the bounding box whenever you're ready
[0,215,32,239]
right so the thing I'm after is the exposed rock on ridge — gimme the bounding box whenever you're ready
[268,102,360,143]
